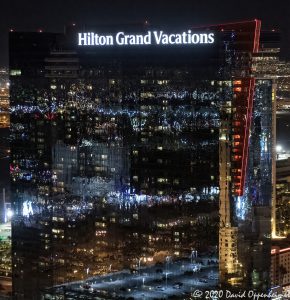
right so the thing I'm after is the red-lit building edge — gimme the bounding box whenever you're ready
[203,20,261,196]
[232,77,255,196]
[231,20,260,196]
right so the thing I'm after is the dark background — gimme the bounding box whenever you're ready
[1,0,290,66]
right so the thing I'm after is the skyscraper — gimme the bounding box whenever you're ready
[9,20,274,299]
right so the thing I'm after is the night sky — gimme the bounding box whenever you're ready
[1,0,290,66]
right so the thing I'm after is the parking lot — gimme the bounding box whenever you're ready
[45,256,219,299]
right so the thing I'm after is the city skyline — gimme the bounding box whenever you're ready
[1,2,290,299]
[7,20,275,299]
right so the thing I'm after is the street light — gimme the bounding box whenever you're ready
[6,208,13,221]
[165,272,168,289]
[165,256,171,273]
[276,145,283,159]
[191,250,197,264]
[138,258,142,276]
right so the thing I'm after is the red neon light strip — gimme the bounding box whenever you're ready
[253,19,261,53]
[238,78,255,196]
[191,19,259,30]
[235,19,260,196]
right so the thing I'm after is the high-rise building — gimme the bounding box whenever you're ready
[271,240,290,294]
[0,69,9,128]
[216,22,274,289]
[276,158,290,236]
[9,20,274,299]
[0,68,10,157]
[252,31,290,295]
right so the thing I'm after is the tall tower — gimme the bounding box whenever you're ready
[217,20,273,289]
[219,107,239,283]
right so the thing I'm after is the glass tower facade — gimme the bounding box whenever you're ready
[9,21,274,299]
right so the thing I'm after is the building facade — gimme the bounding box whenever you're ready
[271,243,290,293]
[9,20,273,299]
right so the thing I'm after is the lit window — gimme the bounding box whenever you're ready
[10,69,21,76]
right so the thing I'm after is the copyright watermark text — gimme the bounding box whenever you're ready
[191,289,287,299]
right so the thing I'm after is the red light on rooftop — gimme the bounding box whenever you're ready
[38,29,43,33]
[9,29,14,32]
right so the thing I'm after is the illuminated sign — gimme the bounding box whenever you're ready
[78,30,215,46]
